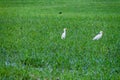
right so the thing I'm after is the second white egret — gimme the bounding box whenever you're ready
[93,31,103,40]
[61,28,67,39]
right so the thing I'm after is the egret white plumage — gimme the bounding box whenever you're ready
[61,28,67,39]
[93,31,103,40]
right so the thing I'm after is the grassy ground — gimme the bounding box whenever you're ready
[0,0,120,80]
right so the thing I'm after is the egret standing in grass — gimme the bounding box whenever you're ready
[93,31,103,40]
[61,28,67,39]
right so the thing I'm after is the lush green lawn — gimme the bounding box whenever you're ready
[0,0,120,80]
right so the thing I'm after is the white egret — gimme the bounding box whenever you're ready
[61,28,67,39]
[93,31,103,40]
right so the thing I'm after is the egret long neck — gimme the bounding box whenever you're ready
[64,30,66,34]
[64,30,66,33]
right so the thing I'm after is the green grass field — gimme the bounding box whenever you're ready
[0,0,120,80]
